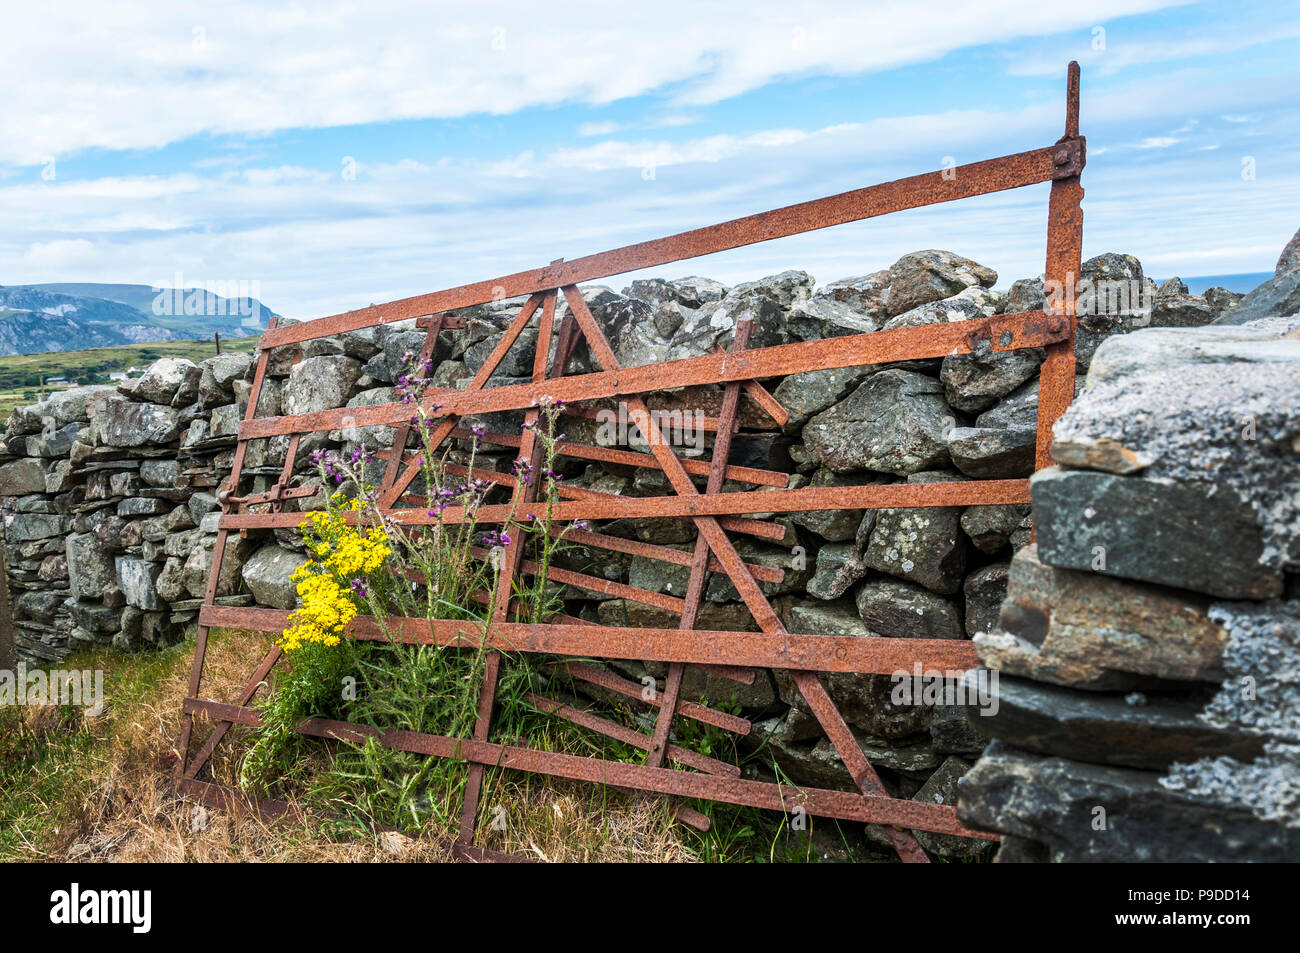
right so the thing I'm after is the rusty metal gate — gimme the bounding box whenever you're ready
[175,63,1085,862]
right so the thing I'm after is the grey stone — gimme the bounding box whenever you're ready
[930,704,988,756]
[140,459,181,487]
[961,503,1031,553]
[774,666,932,741]
[198,352,254,405]
[884,250,996,317]
[782,597,875,637]
[968,672,1266,770]
[1214,268,1300,325]
[66,534,116,603]
[331,386,398,448]
[1055,326,1300,575]
[948,426,1035,479]
[188,492,220,527]
[67,600,119,635]
[856,578,964,640]
[1197,600,1300,745]
[241,544,308,610]
[27,422,79,457]
[208,403,242,438]
[91,398,181,447]
[1032,467,1279,599]
[706,540,810,602]
[807,543,868,600]
[957,741,1300,861]
[37,385,117,427]
[803,369,953,475]
[752,709,940,787]
[964,562,1010,637]
[975,545,1228,689]
[0,459,47,496]
[810,270,890,323]
[913,757,996,860]
[789,469,875,541]
[787,294,883,341]
[283,355,363,415]
[182,535,254,598]
[940,345,1043,414]
[155,557,188,602]
[127,358,196,404]
[115,557,162,610]
[1085,323,1299,387]
[880,292,988,331]
[117,497,170,517]
[7,513,66,541]
[772,365,875,431]
[628,552,690,597]
[864,471,966,595]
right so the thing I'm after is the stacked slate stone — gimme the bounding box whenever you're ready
[0,351,260,657]
[957,308,1300,861]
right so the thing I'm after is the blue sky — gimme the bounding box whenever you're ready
[2,0,1299,318]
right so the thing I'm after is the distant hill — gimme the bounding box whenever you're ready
[0,283,278,356]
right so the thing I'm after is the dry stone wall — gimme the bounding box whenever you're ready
[957,315,1300,861]
[0,247,1258,860]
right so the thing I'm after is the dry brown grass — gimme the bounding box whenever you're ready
[1,629,703,863]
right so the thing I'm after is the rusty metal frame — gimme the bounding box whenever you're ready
[175,63,1084,862]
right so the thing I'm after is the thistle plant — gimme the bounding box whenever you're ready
[240,350,584,833]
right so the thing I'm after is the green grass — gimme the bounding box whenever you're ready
[0,336,261,423]
[0,639,194,859]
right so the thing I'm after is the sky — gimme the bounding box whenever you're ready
[2,0,1299,320]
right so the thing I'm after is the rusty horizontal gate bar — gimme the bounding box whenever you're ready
[176,62,1086,863]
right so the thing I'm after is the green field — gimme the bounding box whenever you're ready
[0,336,260,424]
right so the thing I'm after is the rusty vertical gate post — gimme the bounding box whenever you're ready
[1035,62,1084,469]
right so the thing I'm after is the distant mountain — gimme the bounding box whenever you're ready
[0,283,279,356]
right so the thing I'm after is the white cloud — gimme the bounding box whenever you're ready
[0,0,1184,166]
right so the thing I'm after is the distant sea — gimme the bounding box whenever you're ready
[1155,272,1272,295]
